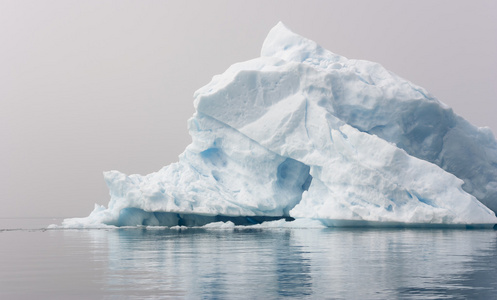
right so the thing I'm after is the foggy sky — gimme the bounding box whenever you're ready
[1,0,496,218]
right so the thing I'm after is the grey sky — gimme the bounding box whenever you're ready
[1,0,496,218]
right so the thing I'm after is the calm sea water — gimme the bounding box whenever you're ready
[1,219,497,299]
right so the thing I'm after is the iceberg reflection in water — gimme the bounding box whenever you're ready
[87,228,497,299]
[2,226,497,299]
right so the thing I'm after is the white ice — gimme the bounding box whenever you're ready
[61,22,497,228]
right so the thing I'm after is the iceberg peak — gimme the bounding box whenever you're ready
[62,23,497,228]
[260,21,297,57]
[262,22,343,66]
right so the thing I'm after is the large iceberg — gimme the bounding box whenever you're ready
[63,22,497,228]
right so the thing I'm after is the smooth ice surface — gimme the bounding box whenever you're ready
[63,22,497,228]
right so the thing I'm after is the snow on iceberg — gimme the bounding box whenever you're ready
[62,22,497,228]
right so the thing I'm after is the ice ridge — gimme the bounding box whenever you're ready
[61,22,497,228]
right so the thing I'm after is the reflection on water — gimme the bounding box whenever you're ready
[1,226,497,299]
[90,228,497,299]
[97,229,315,299]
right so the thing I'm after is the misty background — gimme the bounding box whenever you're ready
[1,0,496,218]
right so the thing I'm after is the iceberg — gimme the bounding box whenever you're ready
[62,22,497,228]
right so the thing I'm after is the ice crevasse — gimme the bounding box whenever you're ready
[63,22,497,228]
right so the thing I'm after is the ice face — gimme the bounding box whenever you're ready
[62,22,497,228]
[261,23,497,215]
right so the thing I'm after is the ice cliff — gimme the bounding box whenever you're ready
[63,22,497,228]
